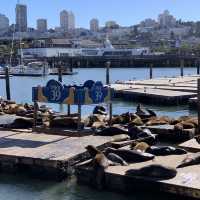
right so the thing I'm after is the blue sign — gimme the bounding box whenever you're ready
[32,79,113,105]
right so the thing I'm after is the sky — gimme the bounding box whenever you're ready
[0,0,200,29]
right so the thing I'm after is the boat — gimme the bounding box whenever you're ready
[49,67,78,75]
[9,61,50,76]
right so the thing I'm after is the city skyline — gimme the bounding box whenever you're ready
[1,0,200,29]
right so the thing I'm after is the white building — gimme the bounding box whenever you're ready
[0,14,9,30]
[90,18,99,32]
[158,10,176,28]
[68,11,75,30]
[16,4,27,32]
[37,19,47,32]
[60,10,68,31]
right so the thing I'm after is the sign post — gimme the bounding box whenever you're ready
[32,80,113,131]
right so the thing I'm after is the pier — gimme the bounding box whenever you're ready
[112,75,200,105]
[76,154,200,199]
[0,130,114,180]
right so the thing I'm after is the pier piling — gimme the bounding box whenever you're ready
[5,66,11,100]
[149,63,153,79]
[197,60,200,75]
[180,59,184,77]
[58,66,63,82]
[106,61,111,85]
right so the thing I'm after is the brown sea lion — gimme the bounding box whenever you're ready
[177,152,200,168]
[126,164,177,180]
[133,142,150,152]
[85,145,119,189]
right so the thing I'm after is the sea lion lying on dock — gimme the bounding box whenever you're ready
[105,147,154,163]
[106,153,128,166]
[128,126,156,141]
[96,125,128,136]
[126,164,177,180]
[177,152,200,168]
[146,146,187,156]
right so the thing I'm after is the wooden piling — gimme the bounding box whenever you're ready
[33,101,38,128]
[58,66,62,82]
[197,60,200,75]
[149,64,153,79]
[67,104,71,116]
[180,59,184,77]
[106,61,111,85]
[5,66,11,100]
[78,104,82,131]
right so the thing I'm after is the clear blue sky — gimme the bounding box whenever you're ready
[1,0,200,29]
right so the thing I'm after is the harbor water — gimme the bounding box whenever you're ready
[0,67,197,200]
[0,67,197,118]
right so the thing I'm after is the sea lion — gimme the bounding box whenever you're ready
[126,164,177,180]
[195,135,200,144]
[133,142,150,152]
[177,152,200,168]
[85,145,118,189]
[135,104,156,119]
[93,106,107,115]
[111,134,130,142]
[106,153,128,166]
[96,125,128,136]
[146,146,187,156]
[105,147,154,163]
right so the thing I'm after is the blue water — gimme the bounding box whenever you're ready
[0,67,197,117]
[0,67,197,200]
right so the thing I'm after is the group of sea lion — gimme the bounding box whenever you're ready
[0,98,54,128]
[85,143,190,189]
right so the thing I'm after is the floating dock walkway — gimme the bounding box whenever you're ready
[0,130,113,180]
[112,75,200,105]
[77,153,200,199]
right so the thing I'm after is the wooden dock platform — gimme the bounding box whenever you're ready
[0,130,114,180]
[113,75,199,105]
[76,154,200,198]
[179,138,200,153]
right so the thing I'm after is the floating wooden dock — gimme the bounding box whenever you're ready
[179,138,200,153]
[113,75,199,105]
[0,130,114,180]
[76,154,200,199]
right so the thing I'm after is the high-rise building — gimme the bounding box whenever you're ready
[68,11,75,30]
[37,19,47,32]
[16,4,27,32]
[158,10,176,28]
[90,18,99,32]
[60,10,68,31]
[0,14,9,30]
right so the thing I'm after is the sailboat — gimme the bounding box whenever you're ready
[8,0,50,76]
